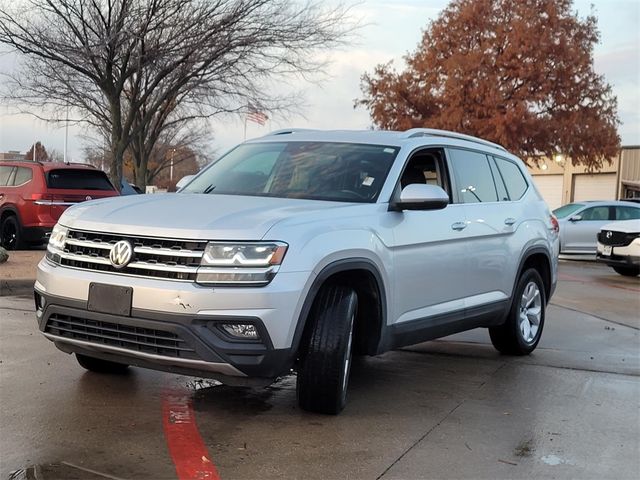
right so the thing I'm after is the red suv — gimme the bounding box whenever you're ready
[0,161,119,249]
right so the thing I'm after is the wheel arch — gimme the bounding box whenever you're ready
[515,246,553,304]
[293,258,387,359]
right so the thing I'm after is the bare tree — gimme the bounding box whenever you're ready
[0,0,354,188]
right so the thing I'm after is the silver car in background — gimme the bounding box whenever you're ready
[553,201,640,254]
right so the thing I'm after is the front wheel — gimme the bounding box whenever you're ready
[612,266,639,277]
[76,354,130,374]
[489,268,546,355]
[297,284,357,415]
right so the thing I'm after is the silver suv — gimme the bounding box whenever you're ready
[35,129,559,414]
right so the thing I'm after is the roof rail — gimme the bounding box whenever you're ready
[0,158,44,165]
[264,128,319,137]
[402,128,507,151]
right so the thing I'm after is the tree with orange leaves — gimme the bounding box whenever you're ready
[357,0,620,169]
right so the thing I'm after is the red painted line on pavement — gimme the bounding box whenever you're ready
[162,388,221,480]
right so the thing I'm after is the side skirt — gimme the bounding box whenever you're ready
[385,300,510,350]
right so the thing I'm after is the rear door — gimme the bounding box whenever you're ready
[44,168,119,220]
[446,148,517,308]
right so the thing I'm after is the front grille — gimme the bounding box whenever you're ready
[45,314,199,359]
[55,229,207,280]
[597,230,638,247]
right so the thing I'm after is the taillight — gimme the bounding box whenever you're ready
[29,193,53,201]
[550,215,559,234]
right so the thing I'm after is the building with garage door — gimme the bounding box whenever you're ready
[527,146,639,209]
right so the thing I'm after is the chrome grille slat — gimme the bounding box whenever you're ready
[56,229,208,281]
[65,238,114,250]
[133,245,204,258]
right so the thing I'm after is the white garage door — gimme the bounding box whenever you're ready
[573,173,617,202]
[532,174,564,209]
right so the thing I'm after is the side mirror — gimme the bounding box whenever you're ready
[390,184,450,211]
[569,214,582,222]
[176,175,195,191]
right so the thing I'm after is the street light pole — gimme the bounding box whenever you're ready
[170,148,176,181]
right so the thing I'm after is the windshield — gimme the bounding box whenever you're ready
[181,142,399,202]
[553,203,585,219]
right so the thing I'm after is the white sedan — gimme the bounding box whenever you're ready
[596,219,640,277]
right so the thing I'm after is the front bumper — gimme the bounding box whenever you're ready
[596,240,640,267]
[35,259,313,384]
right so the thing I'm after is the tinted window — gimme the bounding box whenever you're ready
[448,149,498,203]
[0,166,15,186]
[488,157,509,201]
[494,157,528,200]
[580,206,612,221]
[182,142,399,202]
[13,167,33,186]
[553,203,585,219]
[615,206,640,220]
[46,169,115,190]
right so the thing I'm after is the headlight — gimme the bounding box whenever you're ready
[196,242,287,286]
[48,224,68,251]
[200,242,287,267]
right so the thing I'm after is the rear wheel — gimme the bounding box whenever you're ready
[489,268,546,355]
[76,354,130,374]
[297,284,357,415]
[612,266,639,277]
[0,215,24,250]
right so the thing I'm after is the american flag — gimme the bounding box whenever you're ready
[247,103,268,126]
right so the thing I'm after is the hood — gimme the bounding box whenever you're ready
[58,193,354,240]
[600,219,640,234]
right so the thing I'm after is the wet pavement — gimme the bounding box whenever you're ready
[1,261,639,479]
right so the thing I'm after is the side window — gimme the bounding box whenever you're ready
[580,206,612,221]
[0,166,15,186]
[448,149,498,203]
[494,157,528,200]
[13,167,33,186]
[615,206,640,220]
[399,149,449,194]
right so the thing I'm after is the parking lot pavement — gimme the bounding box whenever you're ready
[1,261,639,479]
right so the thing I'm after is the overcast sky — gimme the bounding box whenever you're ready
[0,0,638,163]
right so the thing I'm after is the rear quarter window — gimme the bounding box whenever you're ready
[46,169,115,190]
[493,157,528,200]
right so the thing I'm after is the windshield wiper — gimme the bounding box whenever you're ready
[202,184,216,194]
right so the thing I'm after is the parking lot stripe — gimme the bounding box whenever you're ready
[162,388,220,480]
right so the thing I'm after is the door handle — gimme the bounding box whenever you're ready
[504,217,517,226]
[451,221,467,231]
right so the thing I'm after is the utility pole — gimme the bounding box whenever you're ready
[63,105,69,163]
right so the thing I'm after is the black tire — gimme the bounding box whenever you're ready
[612,266,639,277]
[489,268,546,355]
[297,284,357,415]
[0,215,24,250]
[76,354,130,374]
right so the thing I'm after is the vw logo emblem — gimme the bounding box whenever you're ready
[109,240,133,269]
[606,231,612,239]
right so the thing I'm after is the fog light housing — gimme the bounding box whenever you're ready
[220,323,260,341]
